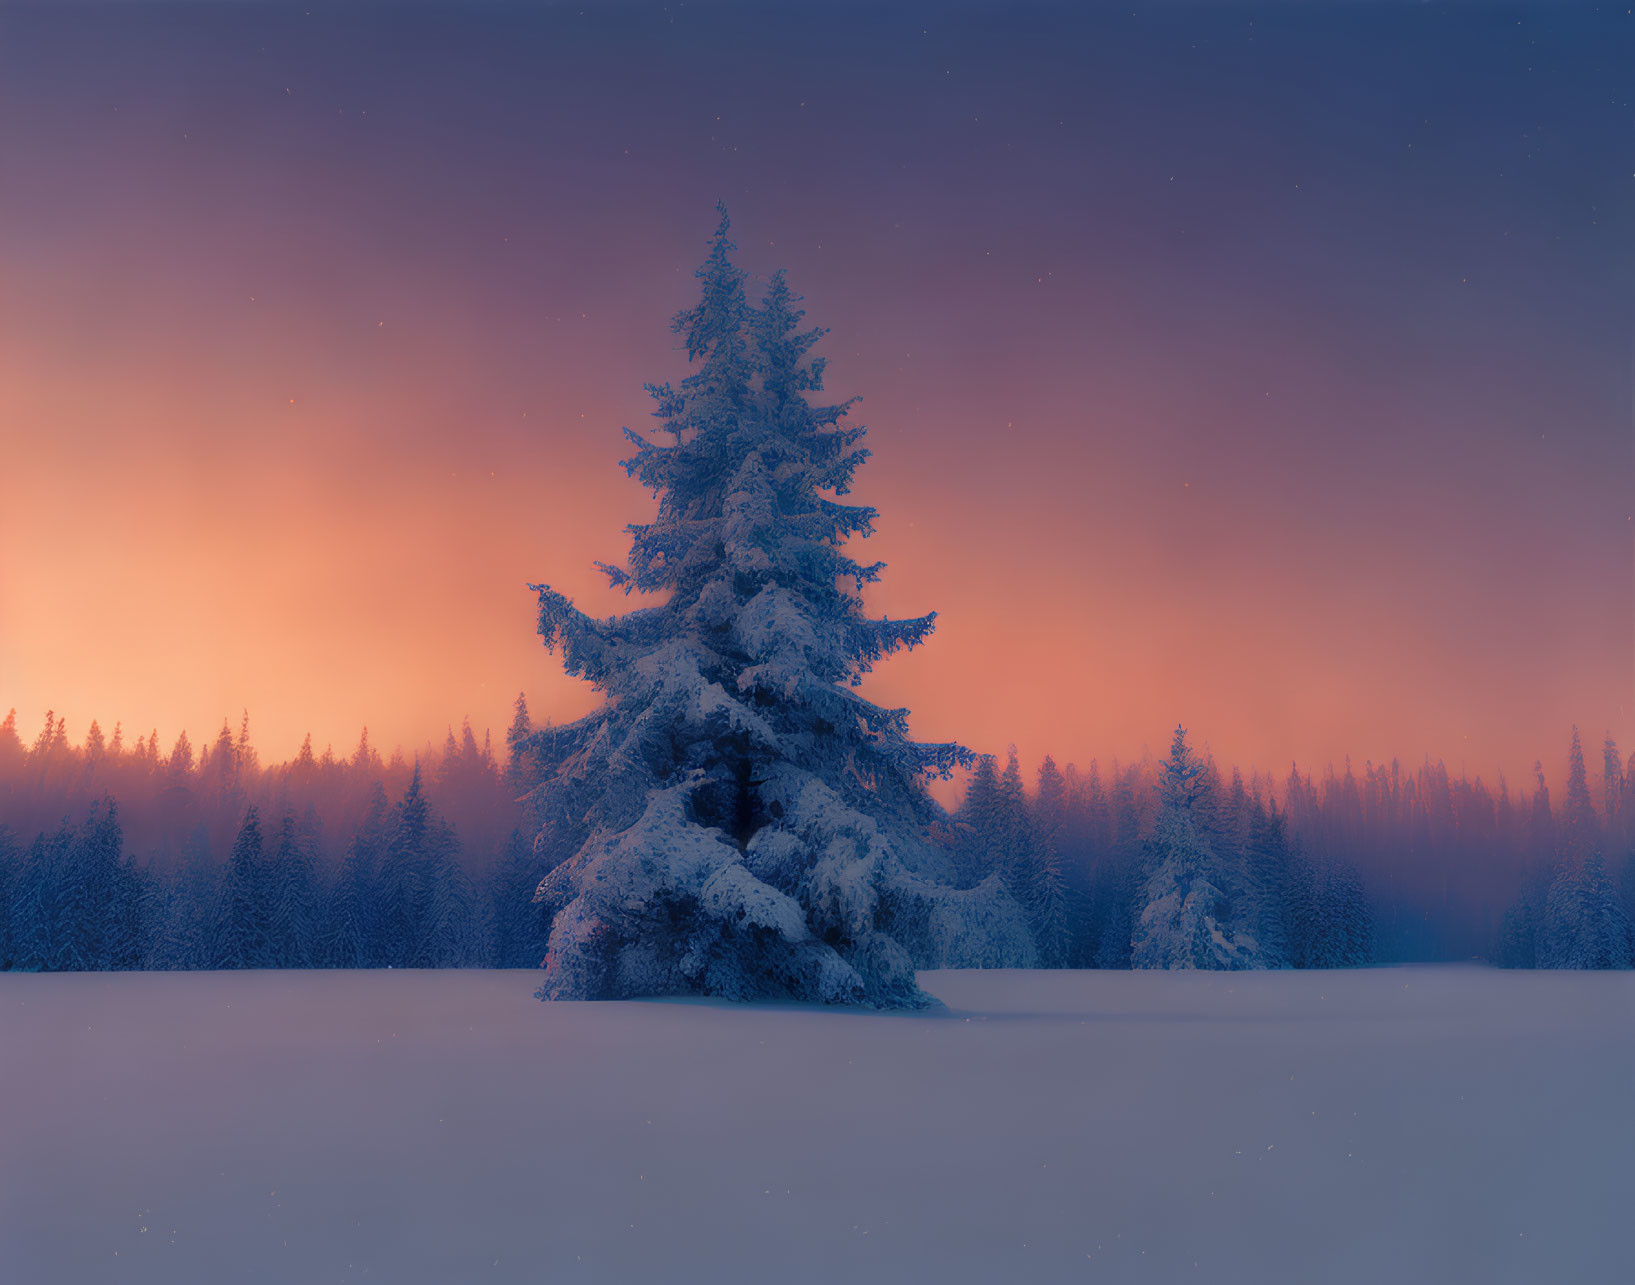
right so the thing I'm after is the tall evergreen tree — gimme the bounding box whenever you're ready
[519,210,1033,1007]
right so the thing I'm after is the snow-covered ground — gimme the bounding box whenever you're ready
[3,967,1630,1283]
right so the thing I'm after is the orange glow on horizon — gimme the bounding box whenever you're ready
[3,272,1627,794]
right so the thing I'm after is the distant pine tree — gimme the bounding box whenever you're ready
[0,826,19,969]
[1282,852,1322,968]
[321,784,388,968]
[1501,728,1631,971]
[0,803,147,971]
[68,800,132,969]
[1495,847,1557,968]
[8,828,69,971]
[424,854,488,968]
[1539,852,1632,970]
[487,829,551,968]
[953,755,1002,887]
[1029,756,1073,967]
[1603,732,1623,828]
[1243,800,1294,968]
[1319,863,1374,967]
[151,823,217,970]
[0,710,22,775]
[506,693,534,792]
[1494,899,1538,969]
[376,765,468,967]
[265,812,319,968]
[1560,726,1597,863]
[996,748,1037,907]
[211,808,270,969]
[1132,728,1261,970]
[1092,767,1144,969]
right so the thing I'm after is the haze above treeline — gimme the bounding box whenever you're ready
[3,702,1630,966]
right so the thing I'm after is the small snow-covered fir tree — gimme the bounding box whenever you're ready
[1131,727,1261,970]
[518,209,1034,1008]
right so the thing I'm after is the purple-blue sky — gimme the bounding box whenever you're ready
[1,2,1630,785]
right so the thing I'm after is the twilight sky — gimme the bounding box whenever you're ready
[1,1,1630,785]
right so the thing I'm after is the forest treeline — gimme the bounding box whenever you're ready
[0,704,547,972]
[942,725,1634,970]
[942,730,1372,971]
[0,705,1630,971]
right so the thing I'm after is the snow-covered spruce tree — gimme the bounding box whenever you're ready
[519,210,1035,1008]
[1130,727,1261,970]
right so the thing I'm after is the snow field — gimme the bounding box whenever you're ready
[3,966,1630,1283]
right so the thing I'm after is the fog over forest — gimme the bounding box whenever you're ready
[2,703,1628,973]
